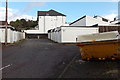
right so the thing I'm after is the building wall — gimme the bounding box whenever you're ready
[38,16,66,33]
[48,26,99,43]
[0,29,5,43]
[57,27,61,43]
[0,28,25,43]
[70,16,110,26]
[86,16,110,26]
[38,16,45,33]
[76,31,119,43]
[110,20,120,24]
[70,17,86,26]
[24,30,47,34]
[61,27,99,43]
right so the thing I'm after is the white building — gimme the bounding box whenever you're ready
[0,22,25,43]
[70,16,110,26]
[38,9,68,34]
[48,15,120,43]
[110,19,120,25]
[48,26,99,43]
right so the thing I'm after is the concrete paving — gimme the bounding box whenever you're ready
[2,39,120,79]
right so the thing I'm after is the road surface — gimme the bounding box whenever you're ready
[2,39,120,79]
[2,39,79,78]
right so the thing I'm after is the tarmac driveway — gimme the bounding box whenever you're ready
[2,39,120,79]
[2,39,79,78]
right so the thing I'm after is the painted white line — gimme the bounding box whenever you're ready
[0,64,12,70]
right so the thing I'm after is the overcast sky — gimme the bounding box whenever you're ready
[0,2,118,23]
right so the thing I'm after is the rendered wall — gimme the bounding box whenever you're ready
[77,31,119,42]
[24,30,46,34]
[70,17,86,26]
[38,16,66,33]
[61,27,99,43]
[86,16,110,26]
[0,28,25,43]
[48,26,99,43]
[70,16,110,26]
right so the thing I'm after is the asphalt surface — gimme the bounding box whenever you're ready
[61,55,120,79]
[2,39,79,78]
[2,39,120,79]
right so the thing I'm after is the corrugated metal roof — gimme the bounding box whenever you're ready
[38,9,66,16]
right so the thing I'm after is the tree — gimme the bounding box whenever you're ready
[10,19,38,30]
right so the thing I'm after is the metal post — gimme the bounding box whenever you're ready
[5,0,8,45]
